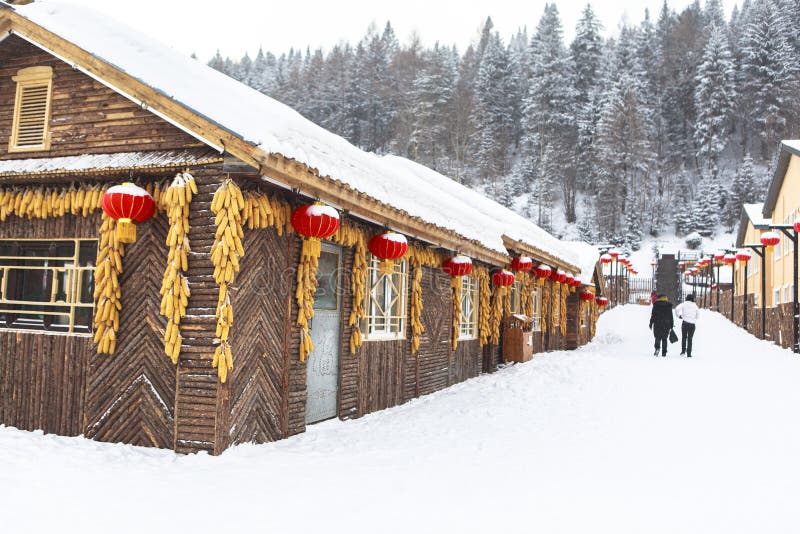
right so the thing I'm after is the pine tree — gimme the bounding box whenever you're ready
[739,0,799,160]
[693,26,735,178]
[521,4,576,220]
[594,76,654,242]
[571,4,604,193]
[689,174,720,236]
[725,154,756,228]
[409,44,457,171]
[673,171,694,235]
[471,31,513,179]
[704,0,726,29]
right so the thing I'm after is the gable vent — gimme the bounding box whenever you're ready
[10,66,53,152]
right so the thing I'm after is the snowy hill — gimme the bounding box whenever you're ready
[2,305,800,534]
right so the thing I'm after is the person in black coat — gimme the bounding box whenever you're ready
[649,294,674,357]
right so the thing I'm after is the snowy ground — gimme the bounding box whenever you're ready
[3,306,800,534]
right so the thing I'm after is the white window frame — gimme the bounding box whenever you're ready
[458,276,478,340]
[775,288,782,306]
[363,256,408,340]
[531,286,542,332]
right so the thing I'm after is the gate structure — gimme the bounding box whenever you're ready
[628,276,655,304]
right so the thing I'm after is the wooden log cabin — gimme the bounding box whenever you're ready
[0,1,602,454]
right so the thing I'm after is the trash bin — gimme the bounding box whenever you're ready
[502,314,534,363]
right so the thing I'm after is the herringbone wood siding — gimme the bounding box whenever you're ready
[85,212,175,448]
[218,225,293,448]
[417,267,452,396]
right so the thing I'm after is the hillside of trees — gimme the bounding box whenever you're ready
[208,0,800,250]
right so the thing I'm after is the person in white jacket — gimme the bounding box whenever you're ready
[674,294,699,357]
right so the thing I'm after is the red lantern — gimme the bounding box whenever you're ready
[369,232,408,261]
[736,250,752,264]
[678,261,686,269]
[723,253,736,265]
[650,261,657,267]
[534,264,552,279]
[442,255,473,277]
[596,296,609,307]
[290,203,340,239]
[573,277,583,288]
[600,253,613,264]
[492,269,515,287]
[553,270,567,283]
[101,182,156,243]
[713,252,725,261]
[794,221,800,233]
[580,290,595,302]
[760,232,780,250]
[510,256,533,272]
[564,274,575,286]
[609,249,620,259]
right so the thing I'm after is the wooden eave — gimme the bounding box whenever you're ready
[501,235,580,274]
[0,8,511,267]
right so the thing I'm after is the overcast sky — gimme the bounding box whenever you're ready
[60,0,739,60]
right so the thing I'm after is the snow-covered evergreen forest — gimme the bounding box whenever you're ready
[207,0,800,250]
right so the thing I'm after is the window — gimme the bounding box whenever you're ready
[9,66,53,152]
[0,239,95,334]
[363,256,407,339]
[458,276,478,339]
[551,285,561,327]
[531,286,542,332]
[775,288,782,306]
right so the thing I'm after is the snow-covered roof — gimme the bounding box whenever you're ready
[0,148,221,177]
[737,203,770,247]
[3,1,580,268]
[561,241,599,286]
[743,203,769,227]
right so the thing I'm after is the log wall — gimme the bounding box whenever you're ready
[0,36,203,160]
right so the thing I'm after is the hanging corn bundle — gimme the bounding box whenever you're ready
[409,255,424,354]
[560,284,568,336]
[0,183,106,221]
[290,203,340,361]
[93,215,124,354]
[476,267,491,347]
[210,179,245,383]
[241,191,275,230]
[296,236,322,361]
[159,172,197,364]
[348,234,368,354]
[541,281,550,334]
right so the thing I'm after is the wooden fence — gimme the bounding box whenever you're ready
[697,289,794,349]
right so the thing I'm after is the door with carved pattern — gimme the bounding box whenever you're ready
[306,243,342,423]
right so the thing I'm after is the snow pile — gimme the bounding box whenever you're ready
[3,306,800,533]
[8,1,577,266]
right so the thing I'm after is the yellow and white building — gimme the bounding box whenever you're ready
[735,141,800,308]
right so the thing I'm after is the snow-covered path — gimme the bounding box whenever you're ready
[3,305,800,534]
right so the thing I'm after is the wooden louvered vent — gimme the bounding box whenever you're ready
[9,66,53,152]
